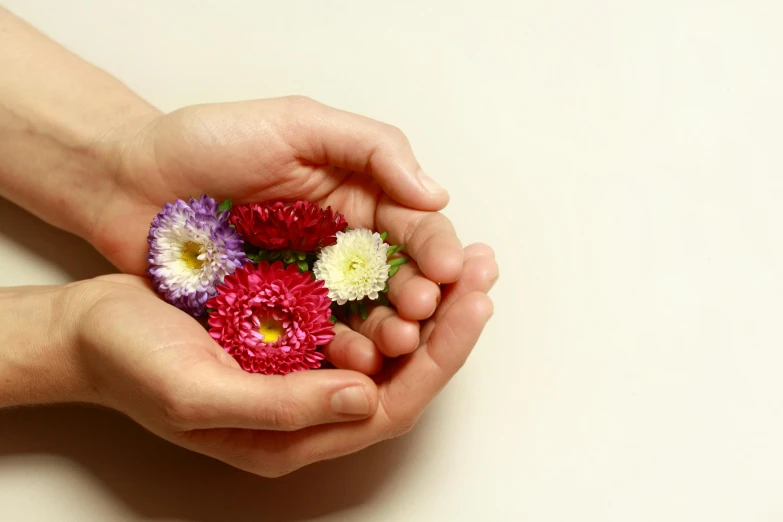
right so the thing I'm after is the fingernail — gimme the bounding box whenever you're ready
[419,171,448,196]
[331,385,370,415]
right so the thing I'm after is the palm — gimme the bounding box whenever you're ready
[97,99,425,276]
[84,241,494,477]
[180,243,496,477]
[81,97,497,476]
[80,276,238,426]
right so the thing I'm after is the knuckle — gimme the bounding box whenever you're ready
[360,306,386,338]
[160,397,193,428]
[265,396,311,431]
[380,123,409,145]
[482,259,500,288]
[157,381,198,428]
[388,418,418,439]
[490,260,500,283]
[380,394,421,439]
[255,453,302,478]
[401,211,431,249]
[282,94,318,108]
[261,464,296,479]
[468,242,496,259]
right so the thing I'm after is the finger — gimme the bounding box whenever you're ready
[376,195,464,284]
[181,254,497,474]
[348,304,420,358]
[173,365,379,431]
[241,290,494,471]
[464,242,496,260]
[279,96,449,211]
[425,243,499,332]
[386,259,441,320]
[334,245,495,429]
[380,290,493,420]
[323,322,384,375]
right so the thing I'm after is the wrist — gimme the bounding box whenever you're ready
[0,97,161,240]
[0,282,99,408]
[77,105,162,244]
[0,7,162,246]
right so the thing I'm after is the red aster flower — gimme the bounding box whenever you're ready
[206,261,334,375]
[229,200,348,251]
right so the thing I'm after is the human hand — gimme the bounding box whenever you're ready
[0,12,499,474]
[76,98,499,475]
[92,96,467,374]
[68,243,495,477]
[97,96,458,277]
[70,274,380,458]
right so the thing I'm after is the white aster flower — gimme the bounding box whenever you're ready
[313,229,390,305]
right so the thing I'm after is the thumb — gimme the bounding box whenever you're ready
[176,364,379,431]
[277,96,450,210]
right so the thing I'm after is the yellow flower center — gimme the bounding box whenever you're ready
[258,318,284,343]
[181,241,204,269]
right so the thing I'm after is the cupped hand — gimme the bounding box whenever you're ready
[97,95,461,281]
[72,243,496,477]
[73,274,379,452]
[93,96,467,374]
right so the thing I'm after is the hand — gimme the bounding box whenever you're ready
[97,95,459,278]
[92,96,468,374]
[0,12,499,474]
[83,98,498,471]
[70,244,495,477]
[71,274,380,455]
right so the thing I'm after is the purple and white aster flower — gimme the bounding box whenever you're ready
[147,195,247,316]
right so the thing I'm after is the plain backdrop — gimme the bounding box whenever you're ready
[1,1,782,521]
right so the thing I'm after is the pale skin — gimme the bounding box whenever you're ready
[0,8,498,477]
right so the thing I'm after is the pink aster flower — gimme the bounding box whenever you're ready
[206,261,334,375]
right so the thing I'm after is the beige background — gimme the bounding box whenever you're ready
[1,1,782,521]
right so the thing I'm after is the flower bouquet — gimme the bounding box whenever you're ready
[147,196,408,375]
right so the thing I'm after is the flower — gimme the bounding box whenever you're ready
[313,229,390,305]
[229,200,348,252]
[206,261,334,375]
[147,195,246,316]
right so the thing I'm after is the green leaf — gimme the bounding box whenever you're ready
[387,244,406,257]
[205,308,216,315]
[328,315,338,324]
[359,300,369,320]
[378,293,390,306]
[297,251,308,261]
[388,265,400,278]
[218,198,233,213]
[388,256,409,267]
[297,260,309,272]
[382,281,390,293]
[247,252,261,264]
[350,301,359,316]
[379,231,388,241]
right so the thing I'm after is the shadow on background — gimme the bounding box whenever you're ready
[0,197,416,520]
[0,405,416,521]
[0,197,116,280]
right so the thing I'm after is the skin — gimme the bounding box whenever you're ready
[0,8,499,476]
